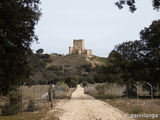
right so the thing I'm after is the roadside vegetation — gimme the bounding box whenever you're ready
[84,83,160,120]
[0,84,74,120]
[0,86,49,120]
[30,53,103,86]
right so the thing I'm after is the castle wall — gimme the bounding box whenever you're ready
[69,39,92,56]
[85,49,92,56]
[69,47,73,54]
[73,39,85,51]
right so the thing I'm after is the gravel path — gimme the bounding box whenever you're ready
[57,85,129,120]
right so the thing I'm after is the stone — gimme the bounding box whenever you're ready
[69,39,92,56]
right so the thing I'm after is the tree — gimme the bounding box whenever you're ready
[36,48,44,54]
[0,0,41,95]
[94,65,108,83]
[139,20,160,94]
[65,76,78,88]
[115,0,160,12]
[106,41,145,96]
[105,20,160,96]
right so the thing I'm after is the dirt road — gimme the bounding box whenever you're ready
[43,85,129,120]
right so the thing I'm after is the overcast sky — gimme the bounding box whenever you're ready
[31,0,160,57]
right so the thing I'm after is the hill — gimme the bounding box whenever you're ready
[30,53,107,85]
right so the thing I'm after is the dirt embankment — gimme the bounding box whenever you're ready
[42,85,130,120]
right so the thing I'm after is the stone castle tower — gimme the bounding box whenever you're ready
[69,39,92,56]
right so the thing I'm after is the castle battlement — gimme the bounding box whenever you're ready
[69,39,92,56]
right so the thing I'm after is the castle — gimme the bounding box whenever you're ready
[69,39,92,56]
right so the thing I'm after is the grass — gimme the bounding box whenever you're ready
[0,105,49,120]
[102,98,160,120]
[84,84,160,120]
[0,84,74,120]
[0,85,50,120]
[98,57,107,64]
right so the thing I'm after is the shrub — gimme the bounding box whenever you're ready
[83,81,88,87]
[27,100,35,112]
[36,54,50,59]
[44,58,53,63]
[64,64,71,67]
[77,64,92,72]
[87,77,95,84]
[96,84,105,95]
[94,74,107,83]
[62,84,69,91]
[2,89,21,115]
[55,81,69,91]
[47,65,63,71]
[79,77,86,84]
[39,79,48,85]
[56,80,65,85]
[132,106,142,114]
[26,100,40,112]
[65,76,78,88]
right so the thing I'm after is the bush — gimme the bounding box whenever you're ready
[47,65,63,71]
[65,76,78,88]
[27,100,35,112]
[62,84,69,91]
[26,100,40,112]
[36,54,50,59]
[132,106,142,114]
[87,77,95,84]
[81,64,92,72]
[55,82,69,91]
[44,58,53,63]
[39,79,48,85]
[83,81,88,87]
[64,64,71,67]
[96,84,105,95]
[2,89,21,115]
[79,77,86,84]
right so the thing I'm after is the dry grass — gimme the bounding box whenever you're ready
[84,84,160,120]
[0,85,74,120]
[0,85,51,120]
[0,104,50,120]
[103,98,160,120]
[48,54,89,69]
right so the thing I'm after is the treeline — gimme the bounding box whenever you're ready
[99,20,160,96]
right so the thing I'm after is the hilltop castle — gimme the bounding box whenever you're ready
[69,39,92,56]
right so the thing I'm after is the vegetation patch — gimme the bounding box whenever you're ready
[84,83,160,120]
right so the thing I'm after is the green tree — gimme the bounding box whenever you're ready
[115,0,160,12]
[94,65,108,83]
[106,41,144,96]
[139,20,160,94]
[105,20,160,96]
[36,48,44,54]
[0,0,41,95]
[27,100,35,112]
[65,76,78,88]
[106,50,123,83]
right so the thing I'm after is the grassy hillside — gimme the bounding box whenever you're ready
[31,53,107,85]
